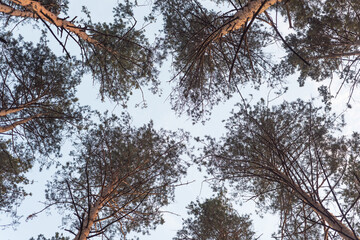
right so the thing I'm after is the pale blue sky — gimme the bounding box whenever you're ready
[2,1,360,240]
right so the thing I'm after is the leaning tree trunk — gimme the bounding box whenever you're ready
[213,0,282,40]
[274,168,358,240]
[1,0,115,54]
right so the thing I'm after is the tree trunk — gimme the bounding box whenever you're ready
[6,0,114,54]
[274,168,358,240]
[213,0,281,40]
[0,3,36,18]
[74,181,117,240]
[74,199,102,240]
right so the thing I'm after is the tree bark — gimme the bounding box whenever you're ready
[74,181,117,240]
[0,113,42,133]
[213,0,281,40]
[0,3,36,18]
[4,0,109,52]
[274,168,358,240]
[0,98,41,117]
[74,199,102,240]
[0,107,26,117]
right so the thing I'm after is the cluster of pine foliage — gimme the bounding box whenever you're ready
[0,0,360,239]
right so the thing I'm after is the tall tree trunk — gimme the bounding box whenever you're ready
[74,181,117,240]
[213,0,281,40]
[74,199,103,240]
[274,168,358,240]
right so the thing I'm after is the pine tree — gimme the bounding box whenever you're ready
[154,0,286,120]
[202,100,359,239]
[0,0,158,102]
[43,114,188,240]
[154,0,360,118]
[0,34,83,156]
[174,192,255,240]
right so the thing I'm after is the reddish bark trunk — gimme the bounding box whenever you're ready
[213,0,281,40]
[74,181,117,240]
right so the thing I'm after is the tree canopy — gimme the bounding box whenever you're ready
[1,0,360,239]
[0,0,158,103]
[154,0,286,120]
[0,33,83,216]
[0,34,82,155]
[202,99,360,239]
[174,192,255,240]
[30,232,69,240]
[0,139,31,215]
[43,114,188,239]
[154,0,360,119]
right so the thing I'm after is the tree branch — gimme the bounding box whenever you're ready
[310,51,360,60]
[0,97,42,117]
[0,2,36,18]
[7,0,113,54]
[0,113,42,133]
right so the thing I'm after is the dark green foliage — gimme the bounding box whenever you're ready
[82,2,159,103]
[0,140,31,214]
[280,0,360,103]
[45,114,188,239]
[0,33,84,218]
[174,192,255,240]
[153,0,284,120]
[152,0,360,118]
[1,0,360,238]
[0,1,158,106]
[202,99,359,238]
[30,232,69,240]
[0,34,83,158]
[0,0,159,231]
[35,0,69,15]
[340,132,360,235]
